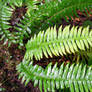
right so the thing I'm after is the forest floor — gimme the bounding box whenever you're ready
[0,8,92,92]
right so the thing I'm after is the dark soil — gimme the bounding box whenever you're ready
[8,6,27,32]
[0,41,40,92]
[0,3,92,92]
[0,5,40,92]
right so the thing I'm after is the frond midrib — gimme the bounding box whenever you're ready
[20,63,91,83]
[31,2,92,23]
[27,34,92,51]
[39,2,92,28]
[18,1,92,37]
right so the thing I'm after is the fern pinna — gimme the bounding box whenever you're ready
[25,26,92,61]
[17,0,92,36]
[0,0,92,91]
[17,25,92,92]
[17,60,92,92]
[0,0,92,46]
[0,0,39,46]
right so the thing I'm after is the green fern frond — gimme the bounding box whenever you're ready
[0,1,13,45]
[0,0,25,46]
[0,0,38,46]
[17,0,92,36]
[25,25,92,61]
[1,0,92,46]
[17,60,92,92]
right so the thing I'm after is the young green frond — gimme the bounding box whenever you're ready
[17,60,92,92]
[25,25,92,61]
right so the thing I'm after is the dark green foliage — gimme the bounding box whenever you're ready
[0,0,92,91]
[0,1,13,45]
[0,0,39,46]
[0,0,92,46]
[83,20,92,27]
[17,0,92,36]
[17,60,92,92]
[0,0,25,46]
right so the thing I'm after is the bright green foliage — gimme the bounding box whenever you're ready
[17,25,92,92]
[25,25,92,61]
[17,0,92,36]
[0,87,6,91]
[17,60,92,92]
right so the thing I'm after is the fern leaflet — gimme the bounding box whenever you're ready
[17,0,92,36]
[17,60,92,92]
[25,25,92,61]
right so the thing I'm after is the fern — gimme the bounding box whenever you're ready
[1,0,92,46]
[17,0,92,37]
[24,25,92,61]
[0,1,13,45]
[17,25,92,92]
[0,0,39,46]
[1,0,91,91]
[0,0,24,46]
[17,60,92,92]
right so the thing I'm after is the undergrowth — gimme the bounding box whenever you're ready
[0,0,92,92]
